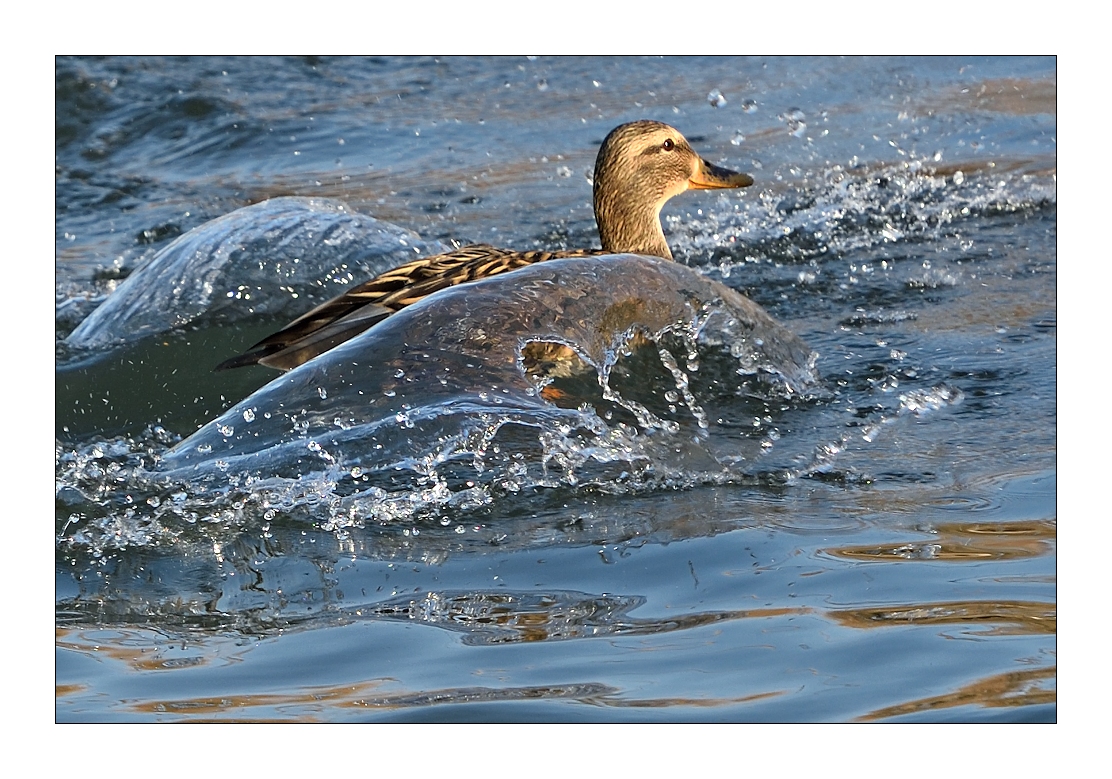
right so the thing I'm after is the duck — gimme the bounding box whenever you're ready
[216,120,754,372]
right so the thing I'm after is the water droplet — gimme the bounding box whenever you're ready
[242,408,256,423]
[742,98,758,113]
[783,108,807,137]
[953,170,965,185]
[707,89,727,108]
[730,130,745,146]
[218,424,234,437]
[317,387,328,399]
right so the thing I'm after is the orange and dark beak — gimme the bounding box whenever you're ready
[689,158,754,190]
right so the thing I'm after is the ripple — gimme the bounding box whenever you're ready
[828,599,1055,636]
[350,588,810,646]
[857,665,1056,722]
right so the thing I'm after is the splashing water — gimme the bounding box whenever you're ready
[62,197,449,352]
[669,151,1055,277]
[57,253,826,554]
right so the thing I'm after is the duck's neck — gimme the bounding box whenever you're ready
[593,181,674,261]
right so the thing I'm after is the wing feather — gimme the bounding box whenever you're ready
[216,243,604,371]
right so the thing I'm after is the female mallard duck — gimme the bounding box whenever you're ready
[217,120,754,372]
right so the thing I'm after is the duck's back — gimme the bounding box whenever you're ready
[216,243,604,372]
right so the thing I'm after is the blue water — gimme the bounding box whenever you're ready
[55,56,1056,722]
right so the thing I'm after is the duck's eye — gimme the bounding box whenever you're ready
[662,138,675,151]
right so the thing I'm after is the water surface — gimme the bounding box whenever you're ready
[55,56,1056,722]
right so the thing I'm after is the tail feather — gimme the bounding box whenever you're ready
[214,303,392,372]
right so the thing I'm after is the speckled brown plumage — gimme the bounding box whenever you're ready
[217,121,753,372]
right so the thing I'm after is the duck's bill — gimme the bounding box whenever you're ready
[689,159,755,189]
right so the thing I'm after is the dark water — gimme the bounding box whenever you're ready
[55,56,1056,722]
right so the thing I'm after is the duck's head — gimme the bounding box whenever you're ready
[592,120,754,260]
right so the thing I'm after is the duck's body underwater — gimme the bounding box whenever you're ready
[216,121,754,373]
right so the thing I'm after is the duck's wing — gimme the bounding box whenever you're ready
[216,243,601,371]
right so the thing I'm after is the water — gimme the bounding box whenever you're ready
[55,56,1056,722]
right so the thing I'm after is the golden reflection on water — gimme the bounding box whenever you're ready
[58,514,1055,718]
[122,680,787,721]
[344,683,787,713]
[119,680,791,724]
[351,589,811,645]
[824,519,1056,563]
[857,665,1056,722]
[56,599,800,720]
[55,683,86,699]
[56,626,224,673]
[58,592,1054,719]
[125,678,397,721]
[829,599,1055,637]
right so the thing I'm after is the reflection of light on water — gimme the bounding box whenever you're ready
[823,519,1055,563]
[352,589,811,645]
[856,665,1056,722]
[829,599,1055,636]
